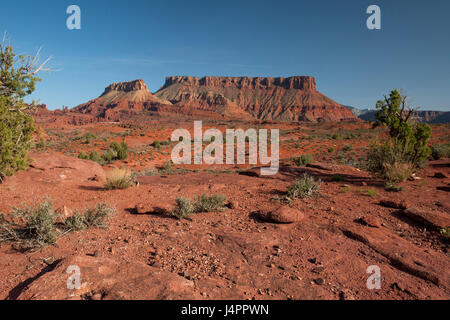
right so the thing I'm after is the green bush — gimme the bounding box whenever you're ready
[430,143,450,160]
[170,194,227,219]
[0,199,116,250]
[151,140,161,149]
[368,89,432,181]
[0,39,44,178]
[63,203,116,231]
[110,141,128,160]
[285,173,321,201]
[294,154,314,166]
[194,194,227,213]
[170,197,195,219]
[0,199,58,250]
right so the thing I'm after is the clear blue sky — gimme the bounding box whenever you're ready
[1,0,449,111]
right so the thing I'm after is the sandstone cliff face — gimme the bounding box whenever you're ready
[68,77,358,123]
[155,76,357,122]
[72,79,171,121]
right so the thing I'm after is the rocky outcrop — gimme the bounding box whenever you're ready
[72,79,171,121]
[156,76,357,122]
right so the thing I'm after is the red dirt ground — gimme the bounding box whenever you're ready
[0,120,448,300]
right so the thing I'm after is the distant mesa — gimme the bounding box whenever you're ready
[67,76,357,122]
[35,76,448,124]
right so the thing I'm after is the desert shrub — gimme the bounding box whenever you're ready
[343,145,352,152]
[63,203,116,231]
[151,140,161,149]
[170,197,195,219]
[0,38,47,178]
[331,133,340,140]
[370,89,431,173]
[384,181,403,192]
[0,199,58,250]
[102,148,118,163]
[328,147,335,153]
[367,189,377,197]
[194,194,227,213]
[104,167,134,190]
[285,173,321,201]
[110,141,128,160]
[0,199,116,250]
[81,132,97,144]
[294,154,314,166]
[383,162,414,184]
[170,194,227,219]
[430,143,450,160]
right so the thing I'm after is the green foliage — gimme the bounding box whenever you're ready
[170,194,227,219]
[110,141,128,160]
[151,140,161,149]
[0,199,58,250]
[367,189,377,197]
[373,89,431,167]
[0,199,115,250]
[170,197,195,219]
[194,194,227,213]
[293,154,314,166]
[63,203,116,231]
[0,39,43,177]
[430,143,450,160]
[285,173,321,201]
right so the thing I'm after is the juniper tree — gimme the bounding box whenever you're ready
[368,89,431,182]
[0,34,50,179]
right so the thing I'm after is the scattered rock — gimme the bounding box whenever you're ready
[432,172,447,179]
[359,216,381,228]
[402,207,450,230]
[227,201,239,209]
[134,203,151,215]
[313,278,324,285]
[56,205,73,218]
[379,200,408,210]
[257,206,304,224]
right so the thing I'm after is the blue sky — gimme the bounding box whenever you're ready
[1,0,449,111]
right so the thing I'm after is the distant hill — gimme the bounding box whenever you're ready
[344,106,450,124]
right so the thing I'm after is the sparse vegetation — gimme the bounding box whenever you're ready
[293,154,314,166]
[170,197,195,219]
[0,37,48,178]
[170,194,227,219]
[0,199,115,250]
[104,167,134,190]
[430,143,450,160]
[194,194,227,213]
[368,89,431,184]
[285,173,321,201]
[63,203,116,232]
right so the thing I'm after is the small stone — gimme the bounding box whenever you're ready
[313,278,324,285]
[433,172,447,179]
[359,216,381,228]
[258,206,304,224]
[227,201,239,209]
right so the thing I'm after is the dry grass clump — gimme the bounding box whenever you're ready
[170,194,227,219]
[104,167,134,190]
[382,162,414,184]
[0,199,116,251]
[285,173,321,202]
